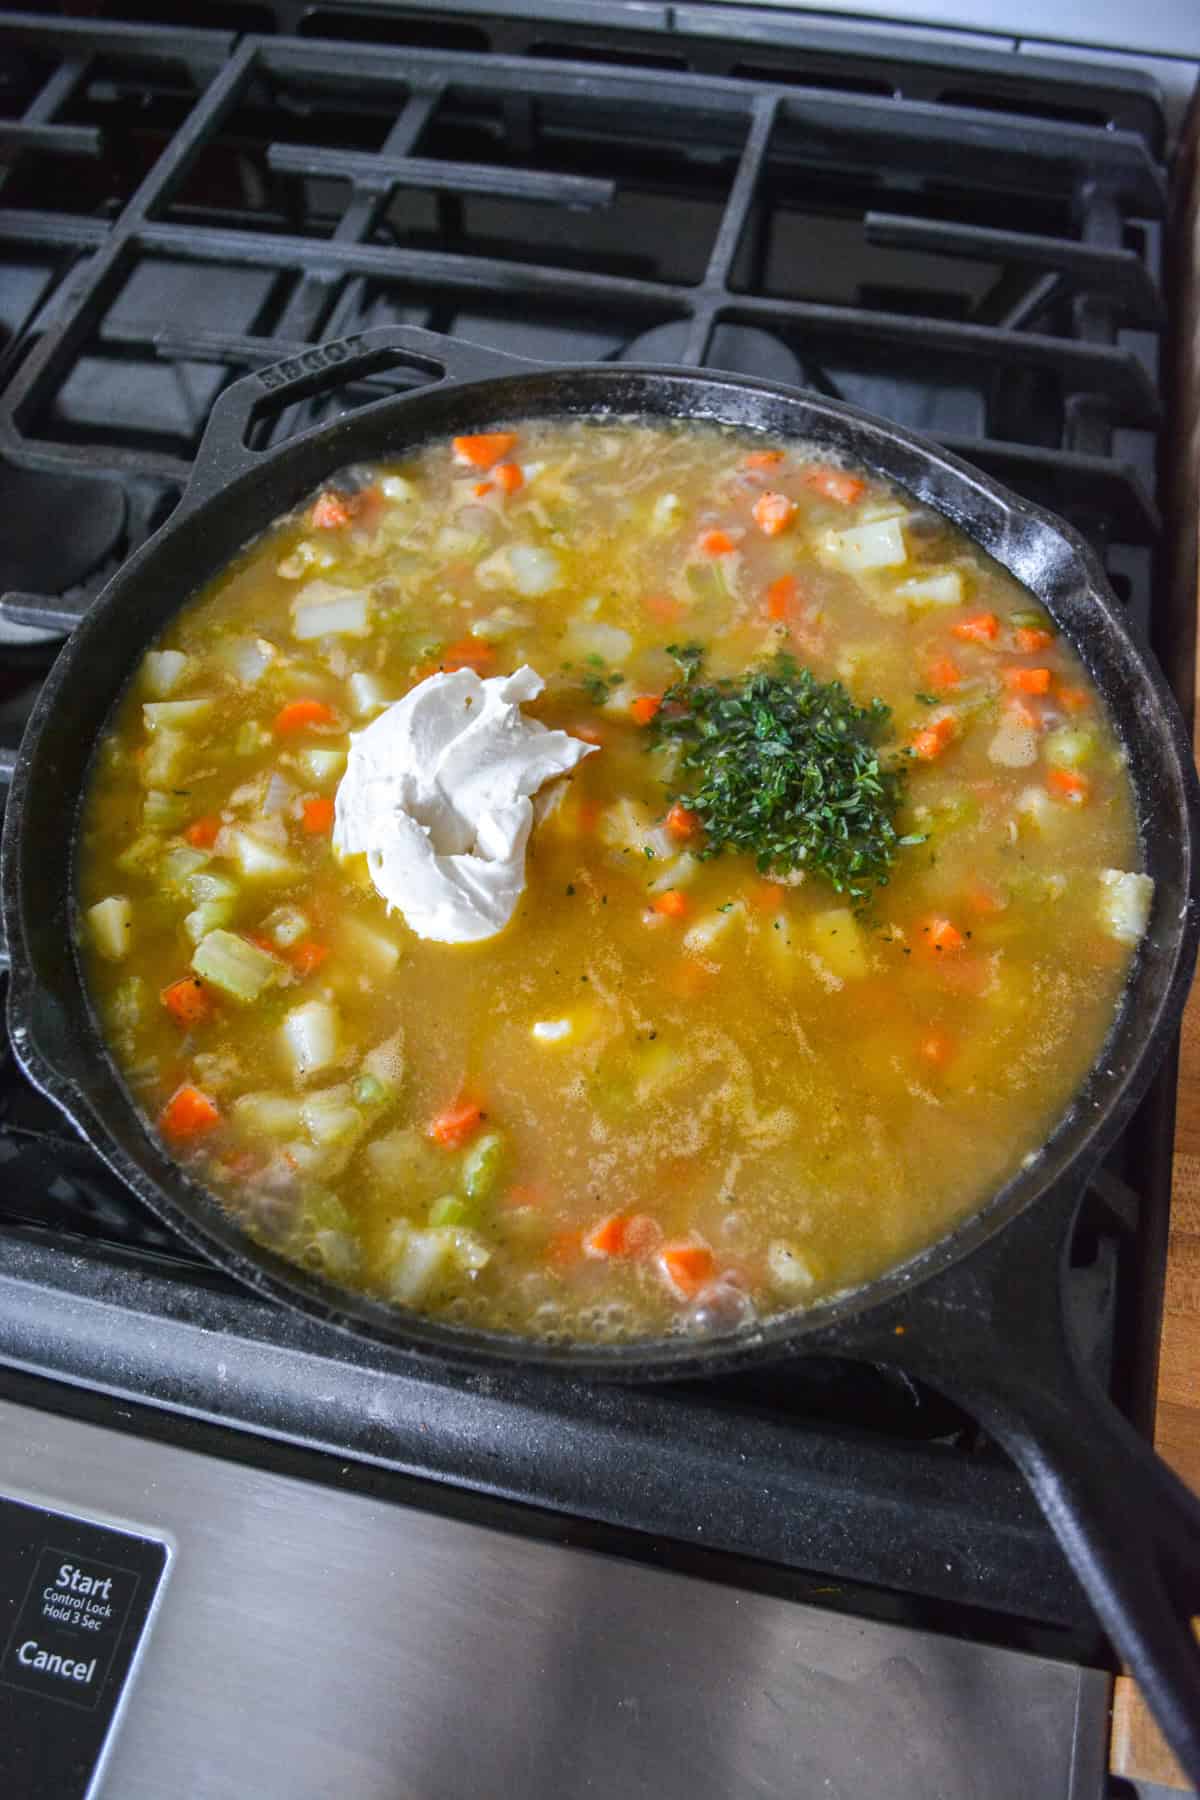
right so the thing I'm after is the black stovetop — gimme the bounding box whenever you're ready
[0,1,1184,1667]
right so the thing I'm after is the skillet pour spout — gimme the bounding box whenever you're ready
[3,324,1200,1779]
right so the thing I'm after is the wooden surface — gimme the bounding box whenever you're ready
[1109,74,1200,1794]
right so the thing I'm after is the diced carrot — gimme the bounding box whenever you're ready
[967,882,1007,916]
[244,932,281,958]
[927,655,961,692]
[910,714,958,761]
[429,1099,485,1149]
[630,694,662,726]
[577,797,600,834]
[185,814,221,849]
[922,916,965,954]
[748,879,785,912]
[583,1212,629,1258]
[651,889,689,919]
[667,960,713,999]
[644,593,684,625]
[1015,625,1054,653]
[765,573,798,622]
[744,449,785,469]
[1004,667,1052,695]
[493,461,523,495]
[920,1030,955,1069]
[658,1240,716,1299]
[1058,686,1091,714]
[666,802,701,841]
[473,480,493,498]
[546,1228,582,1270]
[290,940,329,977]
[452,432,517,469]
[310,490,351,530]
[351,484,383,534]
[699,529,736,556]
[441,637,495,673]
[802,466,865,505]
[161,977,212,1027]
[301,795,335,834]
[274,697,337,735]
[158,1083,220,1141]
[1047,767,1090,805]
[623,1214,664,1259]
[952,612,999,644]
[751,490,796,537]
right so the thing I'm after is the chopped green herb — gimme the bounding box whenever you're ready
[650,651,905,901]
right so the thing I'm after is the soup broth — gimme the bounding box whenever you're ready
[78,418,1149,1342]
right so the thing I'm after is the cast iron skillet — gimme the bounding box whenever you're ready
[4,325,1200,1775]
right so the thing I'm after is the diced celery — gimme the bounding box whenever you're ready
[810,908,869,981]
[227,827,301,884]
[353,1072,388,1107]
[1044,727,1095,770]
[142,790,188,831]
[303,1186,353,1235]
[86,895,132,961]
[280,1000,340,1081]
[1011,607,1054,633]
[115,834,162,877]
[296,747,347,787]
[143,698,215,732]
[183,899,236,944]
[265,905,309,948]
[233,1091,305,1137]
[191,928,280,1002]
[140,649,192,698]
[141,728,188,788]
[234,721,271,757]
[462,1131,505,1203]
[161,845,210,892]
[429,1195,471,1228]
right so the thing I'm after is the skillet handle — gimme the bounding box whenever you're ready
[838,1183,1200,1786]
[179,325,538,514]
[0,742,14,970]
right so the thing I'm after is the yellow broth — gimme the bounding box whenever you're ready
[78,419,1147,1343]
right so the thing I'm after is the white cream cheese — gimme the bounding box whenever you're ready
[332,665,596,944]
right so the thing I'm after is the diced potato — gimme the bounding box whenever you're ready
[184,899,235,944]
[140,728,188,789]
[1044,727,1095,770]
[531,1018,572,1044]
[809,908,869,981]
[649,851,700,894]
[650,491,682,534]
[143,698,215,732]
[115,835,162,878]
[277,538,337,579]
[226,827,302,884]
[291,581,371,640]
[820,516,907,572]
[86,895,132,961]
[302,1086,365,1147]
[380,474,416,502]
[767,1240,818,1297]
[140,649,192,698]
[1098,869,1154,946]
[160,846,211,893]
[362,1028,405,1094]
[382,1223,490,1304]
[233,1091,305,1138]
[1013,786,1054,835]
[347,671,392,717]
[280,1000,341,1081]
[988,713,1039,768]
[469,606,530,642]
[214,636,276,685]
[683,900,747,957]
[264,906,309,948]
[296,747,347,788]
[567,621,633,663]
[338,913,403,976]
[365,1126,442,1190]
[894,569,963,610]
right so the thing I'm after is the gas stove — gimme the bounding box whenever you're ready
[0,7,1192,1796]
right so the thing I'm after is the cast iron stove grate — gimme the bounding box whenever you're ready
[0,4,1181,1662]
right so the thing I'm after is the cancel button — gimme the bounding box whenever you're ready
[16,1642,97,1687]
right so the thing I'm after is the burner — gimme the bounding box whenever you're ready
[620,320,804,386]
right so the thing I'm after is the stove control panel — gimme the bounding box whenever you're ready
[0,1497,167,1798]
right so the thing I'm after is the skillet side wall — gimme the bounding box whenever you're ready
[4,364,1198,1377]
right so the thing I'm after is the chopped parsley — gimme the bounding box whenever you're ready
[650,650,905,900]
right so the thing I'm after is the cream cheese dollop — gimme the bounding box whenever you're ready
[332,665,597,944]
